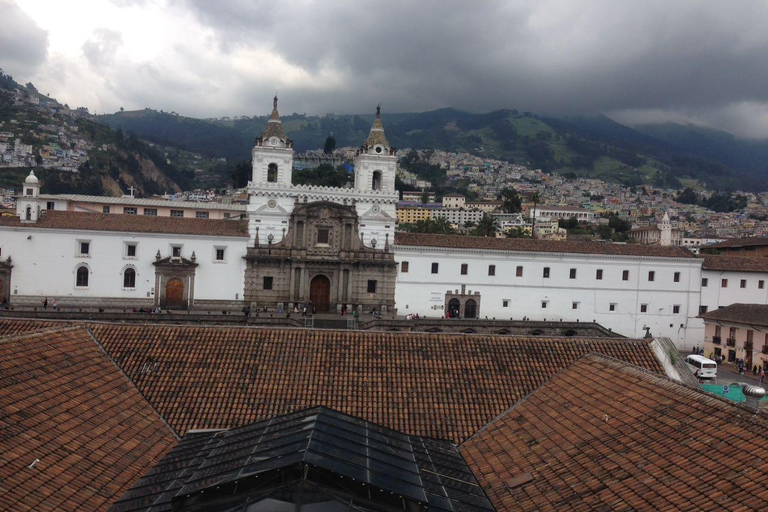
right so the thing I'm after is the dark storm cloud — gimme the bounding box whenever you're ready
[177,0,768,133]
[0,0,48,78]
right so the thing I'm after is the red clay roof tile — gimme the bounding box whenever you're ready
[0,326,177,512]
[394,232,697,259]
[89,324,665,443]
[461,354,768,512]
[0,210,248,237]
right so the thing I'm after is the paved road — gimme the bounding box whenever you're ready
[699,363,766,387]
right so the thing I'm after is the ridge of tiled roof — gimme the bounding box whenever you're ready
[460,354,768,511]
[708,237,768,249]
[88,324,664,443]
[0,318,73,337]
[0,326,176,512]
[0,210,249,237]
[699,303,768,327]
[700,254,768,273]
[38,194,247,211]
[394,232,698,258]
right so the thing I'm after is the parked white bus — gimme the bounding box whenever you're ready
[685,354,718,379]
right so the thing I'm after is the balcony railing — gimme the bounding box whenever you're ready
[712,336,721,345]
[745,341,754,351]
[726,337,736,347]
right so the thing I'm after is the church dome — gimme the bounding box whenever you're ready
[25,171,39,185]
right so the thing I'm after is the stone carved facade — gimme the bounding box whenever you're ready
[244,99,397,312]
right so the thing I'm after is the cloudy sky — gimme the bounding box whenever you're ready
[2,0,768,137]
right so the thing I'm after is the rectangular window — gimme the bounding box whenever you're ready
[502,300,509,307]
[622,270,629,281]
[702,278,708,287]
[541,301,548,309]
[401,261,409,273]
[125,243,137,258]
[102,205,110,214]
[317,228,329,245]
[640,304,648,313]
[609,303,616,312]
[431,263,439,274]
[46,201,54,210]
[26,188,33,196]
[572,302,579,310]
[648,271,655,282]
[263,276,273,290]
[596,269,603,280]
[760,280,765,289]
[699,305,708,314]
[488,265,495,276]
[196,211,209,219]
[367,280,377,293]
[516,265,524,277]
[569,268,577,279]
[143,208,157,216]
[172,245,182,258]
[722,279,728,288]
[461,263,468,275]
[124,207,137,215]
[740,279,747,289]
[79,241,90,256]
[674,272,680,283]
[171,210,184,218]
[224,213,231,218]
[673,305,680,314]
[215,248,225,261]
[543,267,550,278]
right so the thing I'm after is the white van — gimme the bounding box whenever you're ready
[685,354,718,379]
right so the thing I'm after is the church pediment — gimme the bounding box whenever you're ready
[360,205,393,220]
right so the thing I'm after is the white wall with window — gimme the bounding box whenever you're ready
[394,244,704,346]
[0,227,248,301]
[700,268,768,313]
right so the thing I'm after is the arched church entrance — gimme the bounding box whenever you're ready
[309,275,331,312]
[464,299,477,319]
[448,298,460,318]
[166,278,185,308]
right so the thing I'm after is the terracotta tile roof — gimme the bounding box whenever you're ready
[89,324,664,443]
[699,303,768,328]
[0,211,249,237]
[0,318,72,337]
[708,237,768,249]
[394,232,698,259]
[460,354,768,512]
[701,254,768,273]
[0,327,176,512]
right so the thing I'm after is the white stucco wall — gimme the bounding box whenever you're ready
[0,227,248,301]
[700,269,768,312]
[394,245,704,346]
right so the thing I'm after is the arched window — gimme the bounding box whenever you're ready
[25,206,31,221]
[267,163,278,183]
[123,268,136,288]
[372,170,382,191]
[76,266,89,287]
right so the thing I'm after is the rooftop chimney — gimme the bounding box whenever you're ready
[743,385,766,410]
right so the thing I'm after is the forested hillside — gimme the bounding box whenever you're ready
[97,106,768,191]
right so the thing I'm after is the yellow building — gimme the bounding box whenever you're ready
[397,206,432,225]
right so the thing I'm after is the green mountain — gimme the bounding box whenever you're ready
[95,106,768,191]
[0,71,192,197]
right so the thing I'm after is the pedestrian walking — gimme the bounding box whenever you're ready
[760,369,765,385]
[41,297,48,309]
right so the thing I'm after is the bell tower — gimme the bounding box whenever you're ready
[354,106,396,194]
[251,95,294,187]
[17,171,41,223]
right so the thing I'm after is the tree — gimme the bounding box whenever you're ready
[558,216,579,230]
[421,190,430,204]
[471,214,499,237]
[500,187,522,213]
[231,160,251,188]
[505,227,530,238]
[323,134,336,154]
[408,218,456,234]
